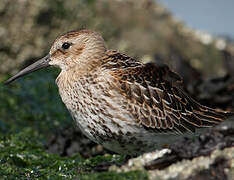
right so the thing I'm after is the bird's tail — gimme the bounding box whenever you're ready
[183,91,233,128]
[192,104,233,127]
[174,88,234,134]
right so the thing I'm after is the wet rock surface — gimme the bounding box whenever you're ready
[144,122,234,169]
[109,125,234,180]
[148,147,234,180]
[45,126,113,158]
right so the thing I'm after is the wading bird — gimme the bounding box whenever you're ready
[5,30,233,155]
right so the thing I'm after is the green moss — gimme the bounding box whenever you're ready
[0,68,71,137]
[0,129,145,179]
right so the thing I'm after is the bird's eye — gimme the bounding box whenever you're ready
[62,42,71,50]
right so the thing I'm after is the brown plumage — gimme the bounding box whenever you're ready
[102,50,232,133]
[5,30,233,155]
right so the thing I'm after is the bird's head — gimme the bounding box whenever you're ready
[5,30,106,84]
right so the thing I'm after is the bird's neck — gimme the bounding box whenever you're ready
[55,66,101,91]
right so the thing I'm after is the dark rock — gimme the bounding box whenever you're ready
[45,126,112,158]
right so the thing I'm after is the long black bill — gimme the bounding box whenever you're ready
[4,54,50,85]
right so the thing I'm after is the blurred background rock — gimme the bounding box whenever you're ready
[1,0,234,79]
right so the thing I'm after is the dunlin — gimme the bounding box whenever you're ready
[5,30,233,155]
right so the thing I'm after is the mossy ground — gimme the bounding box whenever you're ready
[0,129,146,179]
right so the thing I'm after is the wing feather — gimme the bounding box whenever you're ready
[104,51,233,134]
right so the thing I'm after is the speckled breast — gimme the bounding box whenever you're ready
[56,71,182,154]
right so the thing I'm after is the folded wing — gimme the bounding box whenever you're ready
[108,53,232,134]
